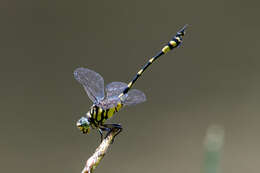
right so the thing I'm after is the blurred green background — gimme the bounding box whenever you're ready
[1,0,259,172]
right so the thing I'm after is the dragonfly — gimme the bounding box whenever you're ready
[74,25,187,141]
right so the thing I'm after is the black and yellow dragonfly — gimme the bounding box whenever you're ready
[74,25,187,141]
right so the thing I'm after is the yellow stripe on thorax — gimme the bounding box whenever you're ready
[107,107,115,119]
[106,102,123,119]
[96,107,103,121]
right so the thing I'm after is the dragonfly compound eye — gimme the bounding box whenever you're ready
[76,117,90,134]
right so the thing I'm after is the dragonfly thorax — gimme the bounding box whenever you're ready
[87,103,123,128]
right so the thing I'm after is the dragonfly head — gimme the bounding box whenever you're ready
[76,116,91,134]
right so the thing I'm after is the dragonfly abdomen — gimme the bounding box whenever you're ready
[118,25,187,98]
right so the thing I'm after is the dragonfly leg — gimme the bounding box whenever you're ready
[100,124,122,143]
[98,128,104,142]
[99,126,110,143]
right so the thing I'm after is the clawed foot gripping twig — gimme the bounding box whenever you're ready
[81,127,121,173]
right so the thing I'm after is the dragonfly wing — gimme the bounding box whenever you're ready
[122,89,146,106]
[74,67,105,103]
[97,96,121,110]
[97,82,127,109]
[106,82,128,99]
[98,82,146,109]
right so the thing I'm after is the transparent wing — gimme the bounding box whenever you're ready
[97,81,146,109]
[122,89,146,106]
[97,82,128,109]
[74,67,105,103]
[106,82,128,99]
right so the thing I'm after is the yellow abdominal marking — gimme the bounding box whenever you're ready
[149,57,155,63]
[127,82,133,88]
[176,37,181,42]
[169,40,177,47]
[162,45,170,53]
[118,93,124,98]
[137,69,143,75]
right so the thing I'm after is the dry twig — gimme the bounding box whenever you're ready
[81,128,121,173]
